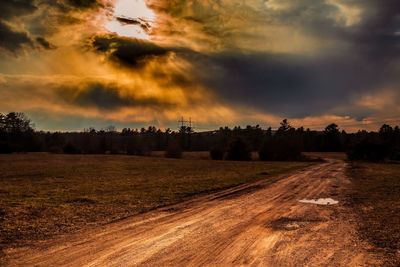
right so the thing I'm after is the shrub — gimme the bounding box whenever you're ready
[165,141,183,159]
[347,140,388,161]
[226,138,251,161]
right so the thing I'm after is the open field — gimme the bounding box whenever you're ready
[348,162,400,266]
[5,158,384,266]
[0,153,312,260]
[2,153,398,266]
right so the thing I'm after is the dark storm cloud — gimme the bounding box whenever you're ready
[194,52,388,118]
[0,0,36,53]
[65,0,103,9]
[38,0,104,12]
[0,22,55,54]
[157,0,399,119]
[0,21,33,53]
[0,0,107,55]
[35,37,56,50]
[90,34,170,67]
[350,0,400,60]
[0,0,37,20]
[58,82,174,110]
[0,0,93,55]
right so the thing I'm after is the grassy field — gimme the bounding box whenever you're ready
[348,162,400,266]
[0,153,312,255]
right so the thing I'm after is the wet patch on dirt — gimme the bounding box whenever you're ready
[299,198,339,205]
[269,216,324,231]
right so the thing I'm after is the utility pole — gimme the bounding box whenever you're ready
[178,117,194,150]
[178,117,194,130]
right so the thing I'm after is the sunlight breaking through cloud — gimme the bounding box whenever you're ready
[105,0,155,39]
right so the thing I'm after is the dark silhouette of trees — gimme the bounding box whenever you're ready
[63,142,80,154]
[0,112,38,153]
[210,145,225,160]
[179,126,194,151]
[226,138,251,161]
[258,119,302,161]
[0,112,33,133]
[276,119,294,135]
[165,139,183,159]
[345,125,400,161]
[1,112,399,162]
[347,138,387,161]
[323,123,343,152]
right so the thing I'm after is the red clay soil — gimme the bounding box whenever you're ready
[5,160,382,266]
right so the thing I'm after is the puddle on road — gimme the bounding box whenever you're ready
[299,198,339,205]
[269,216,323,231]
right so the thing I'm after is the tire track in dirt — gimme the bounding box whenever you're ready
[6,160,380,266]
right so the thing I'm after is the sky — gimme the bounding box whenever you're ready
[0,0,399,131]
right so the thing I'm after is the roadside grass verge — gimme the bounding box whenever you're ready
[0,153,312,255]
[348,162,400,266]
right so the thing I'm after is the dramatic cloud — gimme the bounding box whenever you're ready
[144,0,400,122]
[58,82,175,110]
[0,21,33,53]
[0,0,104,55]
[194,49,398,118]
[65,0,103,9]
[90,34,170,67]
[0,74,240,130]
[0,0,399,130]
[0,0,37,20]
[35,36,56,50]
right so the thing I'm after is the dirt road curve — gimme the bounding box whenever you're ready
[6,160,380,266]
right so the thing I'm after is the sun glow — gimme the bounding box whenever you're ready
[105,0,155,40]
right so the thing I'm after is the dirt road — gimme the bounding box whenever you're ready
[6,160,380,266]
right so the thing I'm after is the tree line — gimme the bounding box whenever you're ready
[1,112,399,161]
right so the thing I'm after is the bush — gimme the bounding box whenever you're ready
[63,143,80,154]
[165,141,182,159]
[347,140,388,161]
[258,137,302,161]
[210,146,224,160]
[226,138,251,161]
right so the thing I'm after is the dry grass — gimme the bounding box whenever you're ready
[348,162,400,266]
[0,153,312,256]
